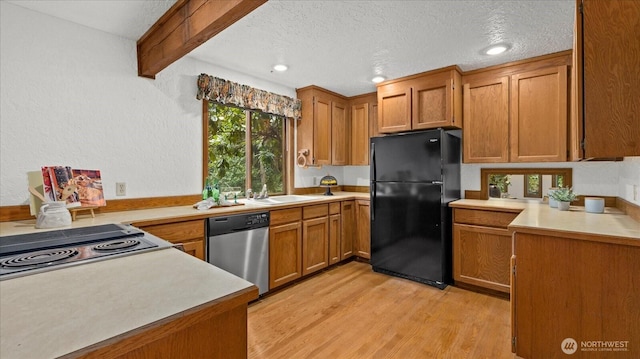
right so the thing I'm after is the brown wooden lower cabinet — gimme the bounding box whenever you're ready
[133,219,205,261]
[452,208,518,293]
[302,204,329,276]
[328,202,342,265]
[512,232,640,358]
[267,199,369,291]
[355,200,370,259]
[269,208,303,290]
[340,201,356,260]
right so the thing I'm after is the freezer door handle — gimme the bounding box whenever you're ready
[432,180,443,185]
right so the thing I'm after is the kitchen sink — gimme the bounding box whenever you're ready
[243,195,319,206]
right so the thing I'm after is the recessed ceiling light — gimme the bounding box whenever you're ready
[485,45,508,55]
[273,64,288,72]
[372,76,385,83]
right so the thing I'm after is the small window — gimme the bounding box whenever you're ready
[204,102,285,197]
[524,174,542,198]
[551,174,565,188]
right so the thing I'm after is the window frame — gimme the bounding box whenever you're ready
[201,101,290,196]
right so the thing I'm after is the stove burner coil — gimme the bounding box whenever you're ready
[1,249,80,268]
[93,239,140,251]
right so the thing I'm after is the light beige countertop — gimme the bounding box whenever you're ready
[450,199,640,245]
[0,248,257,359]
[0,192,370,237]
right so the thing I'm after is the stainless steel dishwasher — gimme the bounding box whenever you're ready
[207,212,270,295]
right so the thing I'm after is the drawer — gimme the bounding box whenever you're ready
[303,204,329,220]
[329,202,341,215]
[139,220,205,243]
[270,207,302,226]
[453,208,518,229]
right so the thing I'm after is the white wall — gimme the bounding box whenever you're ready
[1,2,638,207]
[0,2,294,206]
[619,157,640,205]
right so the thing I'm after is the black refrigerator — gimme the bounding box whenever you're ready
[370,129,461,289]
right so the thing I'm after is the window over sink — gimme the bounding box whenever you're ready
[203,102,286,197]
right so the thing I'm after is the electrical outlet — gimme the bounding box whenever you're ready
[116,182,126,196]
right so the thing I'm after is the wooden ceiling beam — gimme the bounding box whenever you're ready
[137,0,267,79]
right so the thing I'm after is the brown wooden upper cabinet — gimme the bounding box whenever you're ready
[462,52,571,163]
[350,92,377,165]
[573,0,640,159]
[376,66,462,134]
[297,86,349,166]
[510,66,568,162]
[463,76,510,163]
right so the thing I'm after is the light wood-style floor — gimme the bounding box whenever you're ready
[248,261,512,359]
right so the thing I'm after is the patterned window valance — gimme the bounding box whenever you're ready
[196,74,301,119]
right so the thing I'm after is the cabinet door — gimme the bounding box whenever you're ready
[340,200,356,260]
[510,66,568,162]
[355,200,370,259]
[179,240,204,260]
[581,0,640,158]
[313,95,332,165]
[331,99,349,165]
[412,71,458,130]
[302,216,329,275]
[136,220,205,261]
[463,77,510,163]
[377,82,412,133]
[269,222,302,289]
[351,103,369,165]
[513,232,640,358]
[370,103,379,138]
[453,223,511,293]
[329,214,341,265]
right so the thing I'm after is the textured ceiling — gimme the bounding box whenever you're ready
[8,0,575,97]
[5,0,176,40]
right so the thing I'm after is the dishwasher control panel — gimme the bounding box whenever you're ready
[208,212,270,236]
[246,213,269,226]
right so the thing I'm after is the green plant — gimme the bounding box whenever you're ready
[549,186,578,202]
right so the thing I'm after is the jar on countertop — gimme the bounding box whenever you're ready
[36,201,72,229]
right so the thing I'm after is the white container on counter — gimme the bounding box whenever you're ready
[35,202,72,228]
[585,197,605,214]
[547,188,558,208]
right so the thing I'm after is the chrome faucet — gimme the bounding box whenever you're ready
[259,184,268,199]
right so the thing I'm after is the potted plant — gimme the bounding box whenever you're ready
[548,186,577,211]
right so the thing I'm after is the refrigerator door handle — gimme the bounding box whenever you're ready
[432,180,443,184]
[370,184,375,221]
[370,142,376,180]
[370,142,375,222]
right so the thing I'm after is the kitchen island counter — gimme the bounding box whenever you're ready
[0,247,258,359]
[450,199,640,245]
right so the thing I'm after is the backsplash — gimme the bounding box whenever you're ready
[619,157,640,205]
[299,159,639,205]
